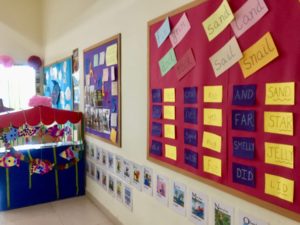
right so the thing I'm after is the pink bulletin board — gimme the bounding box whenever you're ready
[147,0,300,220]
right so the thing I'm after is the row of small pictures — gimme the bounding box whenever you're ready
[86,161,133,211]
[85,143,269,225]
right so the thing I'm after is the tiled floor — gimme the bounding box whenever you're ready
[0,196,116,225]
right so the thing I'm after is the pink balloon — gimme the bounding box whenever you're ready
[0,55,14,67]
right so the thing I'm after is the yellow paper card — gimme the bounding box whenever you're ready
[239,32,279,78]
[265,142,294,169]
[264,111,293,136]
[265,82,295,105]
[164,88,175,102]
[265,173,294,203]
[165,144,177,160]
[106,44,118,66]
[204,85,223,103]
[164,124,175,139]
[202,131,222,152]
[202,0,234,41]
[204,108,222,127]
[110,128,117,143]
[203,156,221,177]
[163,106,175,120]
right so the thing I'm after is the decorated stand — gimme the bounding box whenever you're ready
[0,106,85,210]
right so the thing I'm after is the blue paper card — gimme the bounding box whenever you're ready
[232,85,256,106]
[152,89,162,103]
[184,128,198,146]
[152,105,162,119]
[152,122,162,137]
[150,140,162,156]
[184,149,198,169]
[233,137,255,160]
[155,17,171,48]
[184,107,198,124]
[232,110,255,131]
[232,163,256,188]
[184,87,197,104]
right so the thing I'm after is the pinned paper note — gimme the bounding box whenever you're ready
[111,82,118,96]
[159,48,177,76]
[184,128,198,147]
[203,156,221,177]
[232,110,256,131]
[265,82,295,105]
[169,13,191,48]
[111,66,116,81]
[152,105,162,119]
[209,37,243,77]
[184,107,198,124]
[152,122,162,137]
[231,0,268,38]
[93,54,99,67]
[232,85,256,106]
[152,89,162,103]
[184,149,198,169]
[184,87,197,104]
[99,51,105,65]
[150,140,162,156]
[202,131,221,152]
[239,32,279,78]
[203,108,222,127]
[175,48,196,80]
[233,137,255,160]
[164,124,176,139]
[264,111,293,136]
[265,173,294,203]
[165,144,177,160]
[204,85,223,103]
[106,44,118,66]
[102,68,109,82]
[111,113,118,127]
[110,128,117,143]
[155,17,171,47]
[202,0,234,41]
[265,142,294,169]
[164,88,175,102]
[232,163,256,187]
[164,105,175,120]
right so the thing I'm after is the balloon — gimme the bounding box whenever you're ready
[27,55,42,70]
[0,55,14,67]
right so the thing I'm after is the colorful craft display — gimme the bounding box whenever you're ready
[148,0,300,217]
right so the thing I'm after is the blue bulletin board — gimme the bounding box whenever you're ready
[44,57,73,110]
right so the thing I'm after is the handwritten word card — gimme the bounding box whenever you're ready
[264,111,293,136]
[155,17,171,47]
[159,48,177,76]
[106,44,118,66]
[265,142,294,169]
[204,108,222,127]
[204,85,223,103]
[164,88,175,102]
[169,13,191,48]
[165,144,177,160]
[175,48,196,80]
[164,106,175,120]
[202,131,222,152]
[265,82,295,105]
[203,156,222,177]
[202,0,234,41]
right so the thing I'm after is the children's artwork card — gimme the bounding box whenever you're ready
[95,146,102,163]
[107,152,115,172]
[101,170,108,191]
[115,155,124,178]
[123,159,133,184]
[171,181,186,216]
[86,160,91,177]
[213,200,234,225]
[116,179,124,203]
[95,166,101,184]
[101,149,108,168]
[124,185,133,211]
[90,161,96,179]
[155,174,169,206]
[132,163,143,191]
[189,190,208,225]
[143,167,153,196]
[108,174,116,197]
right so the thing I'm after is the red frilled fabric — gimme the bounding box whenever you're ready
[0,106,82,128]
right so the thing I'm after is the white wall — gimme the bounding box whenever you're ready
[0,0,43,64]
[42,1,298,225]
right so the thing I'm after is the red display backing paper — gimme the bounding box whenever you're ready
[148,0,300,219]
